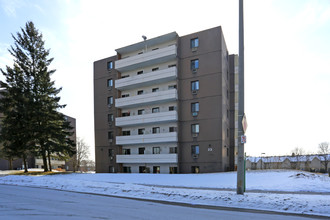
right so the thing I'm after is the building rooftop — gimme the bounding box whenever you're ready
[115,32,178,55]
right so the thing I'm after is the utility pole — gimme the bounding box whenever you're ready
[237,0,245,195]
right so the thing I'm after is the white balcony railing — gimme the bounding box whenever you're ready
[115,67,177,91]
[115,45,177,72]
[116,154,178,164]
[115,89,177,109]
[116,132,177,145]
[116,111,177,127]
[35,158,65,166]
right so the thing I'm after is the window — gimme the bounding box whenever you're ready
[227,128,229,137]
[191,59,199,70]
[139,166,147,173]
[107,79,113,88]
[191,145,200,155]
[123,149,131,155]
[138,51,143,55]
[122,130,131,136]
[153,147,160,154]
[191,81,199,91]
[169,127,177,132]
[191,166,200,173]
[152,107,160,113]
[122,112,130,117]
[138,109,145,115]
[226,147,229,156]
[121,75,129,78]
[169,106,175,111]
[138,128,145,135]
[153,166,160,174]
[108,114,114,122]
[107,96,113,105]
[137,70,144,75]
[191,102,199,113]
[108,149,114,157]
[152,67,159,71]
[152,48,159,51]
[170,167,178,174]
[108,132,113,140]
[137,90,144,95]
[107,61,113,70]
[191,124,199,134]
[138,148,145,154]
[152,88,159,93]
[191,38,199,49]
[152,127,160,134]
[168,85,177,90]
[170,147,177,154]
[168,64,176,68]
[123,167,131,173]
[121,94,129,98]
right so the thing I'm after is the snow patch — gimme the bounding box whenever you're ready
[0,170,329,217]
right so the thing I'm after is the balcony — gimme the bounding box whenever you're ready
[116,111,177,127]
[35,159,65,166]
[116,154,178,164]
[115,45,177,72]
[116,132,177,145]
[115,67,177,91]
[115,89,177,109]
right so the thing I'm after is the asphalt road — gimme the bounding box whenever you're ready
[0,185,325,220]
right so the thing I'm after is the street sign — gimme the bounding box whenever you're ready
[241,135,246,144]
[242,114,248,134]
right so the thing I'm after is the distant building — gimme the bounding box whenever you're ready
[246,155,330,172]
[94,26,240,173]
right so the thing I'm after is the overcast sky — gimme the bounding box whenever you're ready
[0,0,329,160]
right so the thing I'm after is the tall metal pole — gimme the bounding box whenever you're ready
[237,0,245,195]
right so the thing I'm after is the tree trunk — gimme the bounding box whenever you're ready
[47,151,52,172]
[23,154,28,173]
[72,156,76,172]
[42,150,48,172]
[9,158,13,170]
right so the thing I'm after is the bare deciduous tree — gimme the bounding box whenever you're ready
[80,160,95,172]
[318,142,330,173]
[74,138,90,172]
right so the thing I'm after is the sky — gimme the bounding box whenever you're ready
[0,0,329,160]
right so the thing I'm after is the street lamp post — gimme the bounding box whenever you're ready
[237,0,245,195]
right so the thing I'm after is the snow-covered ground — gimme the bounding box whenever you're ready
[0,170,329,217]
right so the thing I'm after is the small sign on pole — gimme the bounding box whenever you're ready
[242,114,248,134]
[241,135,246,144]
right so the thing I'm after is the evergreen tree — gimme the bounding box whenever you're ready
[0,63,34,172]
[0,21,75,172]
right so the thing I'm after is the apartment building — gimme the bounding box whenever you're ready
[94,26,239,174]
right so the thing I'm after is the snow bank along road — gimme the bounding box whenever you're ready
[0,170,329,218]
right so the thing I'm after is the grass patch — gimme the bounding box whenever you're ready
[11,171,72,176]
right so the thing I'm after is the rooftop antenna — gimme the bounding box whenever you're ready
[142,35,147,52]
